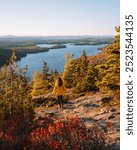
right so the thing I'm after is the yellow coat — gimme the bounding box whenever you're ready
[52,81,67,96]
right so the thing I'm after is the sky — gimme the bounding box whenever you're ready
[0,0,120,36]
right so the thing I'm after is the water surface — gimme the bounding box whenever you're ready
[17,44,107,77]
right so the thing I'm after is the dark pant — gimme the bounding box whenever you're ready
[57,95,63,108]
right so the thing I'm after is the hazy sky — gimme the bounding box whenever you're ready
[0,0,120,36]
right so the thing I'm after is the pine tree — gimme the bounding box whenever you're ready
[63,51,89,92]
[63,53,77,88]
[31,62,55,97]
[84,65,98,91]
[42,61,53,89]
[80,50,89,78]
[74,50,89,93]
[42,61,49,78]
[0,49,34,119]
[54,69,59,79]
[95,26,120,96]
[31,70,45,97]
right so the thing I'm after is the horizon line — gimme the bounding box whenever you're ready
[0,34,115,37]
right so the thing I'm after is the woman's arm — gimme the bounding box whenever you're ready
[52,82,57,94]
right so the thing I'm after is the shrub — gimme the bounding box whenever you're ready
[0,116,107,150]
[28,117,106,150]
[0,115,32,150]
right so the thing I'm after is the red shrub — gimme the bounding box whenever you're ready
[0,114,32,150]
[28,117,106,150]
[0,115,107,150]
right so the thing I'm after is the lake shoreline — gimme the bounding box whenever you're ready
[0,44,66,66]
[0,43,104,67]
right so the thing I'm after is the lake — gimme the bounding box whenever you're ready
[17,43,107,78]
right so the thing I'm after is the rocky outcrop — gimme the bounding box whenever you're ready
[36,93,120,150]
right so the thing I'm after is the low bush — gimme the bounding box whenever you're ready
[0,115,32,150]
[0,115,107,150]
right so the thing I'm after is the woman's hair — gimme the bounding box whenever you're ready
[58,77,63,87]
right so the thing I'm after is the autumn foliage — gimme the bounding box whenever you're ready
[0,115,107,150]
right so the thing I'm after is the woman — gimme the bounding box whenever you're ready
[52,76,66,108]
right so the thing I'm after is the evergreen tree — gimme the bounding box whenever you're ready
[95,26,120,96]
[31,70,45,97]
[80,50,89,78]
[42,61,53,89]
[63,58,78,88]
[63,53,75,88]
[84,65,98,91]
[42,61,49,77]
[65,52,74,62]
[54,69,59,79]
[31,62,55,97]
[74,50,89,93]
[63,51,89,92]
[0,49,34,120]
